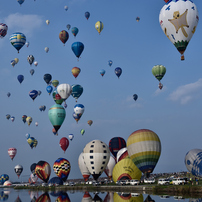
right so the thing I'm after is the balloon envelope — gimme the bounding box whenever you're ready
[35,161,51,183]
[10,32,26,53]
[71,67,81,78]
[95,21,104,34]
[14,165,23,178]
[109,137,126,158]
[115,67,122,78]
[0,23,8,38]
[17,75,24,84]
[8,148,17,160]
[104,156,116,180]
[71,27,79,37]
[44,73,52,85]
[71,42,84,59]
[57,83,72,101]
[29,90,38,101]
[59,137,69,152]
[71,84,83,102]
[59,30,69,44]
[85,12,90,20]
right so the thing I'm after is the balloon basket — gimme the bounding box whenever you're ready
[181,55,185,61]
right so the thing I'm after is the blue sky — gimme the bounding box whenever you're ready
[1,0,202,182]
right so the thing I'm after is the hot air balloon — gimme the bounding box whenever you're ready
[35,161,51,183]
[29,173,38,184]
[11,116,15,122]
[46,20,50,25]
[0,23,8,38]
[85,12,90,20]
[0,175,9,185]
[78,152,91,182]
[116,147,129,162]
[27,137,38,149]
[100,69,105,77]
[64,6,68,11]
[185,149,202,177]
[71,42,84,59]
[152,65,166,90]
[72,112,81,123]
[87,120,93,126]
[74,103,85,115]
[136,17,140,22]
[127,129,161,177]
[48,177,63,186]
[80,129,85,135]
[6,114,10,120]
[29,90,38,101]
[25,41,29,47]
[71,67,81,78]
[46,85,53,95]
[14,165,23,178]
[83,140,110,180]
[71,84,83,102]
[43,73,52,85]
[11,60,16,67]
[44,47,49,53]
[17,0,24,5]
[30,163,37,174]
[35,122,38,126]
[10,32,26,53]
[112,157,142,183]
[34,61,38,66]
[53,158,71,181]
[26,116,32,126]
[104,156,116,180]
[57,83,72,102]
[36,193,50,202]
[109,137,126,159]
[7,92,11,97]
[8,148,17,160]
[69,134,74,141]
[14,58,19,64]
[30,69,35,76]
[133,94,138,101]
[108,60,113,67]
[55,94,63,105]
[159,0,199,60]
[66,24,71,30]
[115,67,122,78]
[17,75,24,84]
[48,104,66,133]
[38,90,41,95]
[59,137,69,153]
[27,55,34,65]
[71,27,79,37]
[52,80,59,88]
[22,115,27,123]
[25,133,30,139]
[59,30,69,45]
[95,21,104,34]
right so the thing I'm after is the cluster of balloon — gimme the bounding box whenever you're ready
[185,149,202,177]
[39,105,46,112]
[71,67,81,79]
[10,32,26,53]
[78,152,91,182]
[53,158,71,181]
[64,6,68,11]
[14,165,23,178]
[87,120,93,126]
[133,94,138,101]
[80,129,85,135]
[27,136,38,149]
[99,69,105,77]
[104,156,116,180]
[109,137,126,159]
[29,90,38,101]
[71,27,79,37]
[85,11,90,20]
[69,134,74,141]
[152,65,166,90]
[108,60,113,67]
[59,30,69,45]
[71,84,83,102]
[27,55,34,66]
[112,157,142,183]
[17,75,24,84]
[0,174,9,185]
[114,67,122,78]
[95,21,104,34]
[136,17,140,22]
[59,137,69,153]
[71,42,84,60]
[35,161,51,183]
[8,148,17,160]
[127,129,161,178]
[48,104,66,134]
[159,0,199,60]
[0,23,8,38]
[83,140,110,181]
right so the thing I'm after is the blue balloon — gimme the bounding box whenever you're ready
[29,90,38,101]
[71,42,84,59]
[17,75,24,84]
[72,112,81,123]
[17,0,25,5]
[48,177,63,185]
[133,94,138,101]
[108,60,113,66]
[85,11,90,20]
[7,92,11,97]
[71,84,83,102]
[10,32,26,53]
[0,174,9,184]
[99,69,105,77]
[46,85,53,95]
[71,27,79,37]
[115,67,122,78]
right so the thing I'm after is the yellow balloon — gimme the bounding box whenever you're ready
[26,116,32,126]
[14,58,19,64]
[112,157,142,183]
[113,192,143,202]
[95,21,104,34]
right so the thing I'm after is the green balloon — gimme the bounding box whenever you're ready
[48,104,66,132]
[152,65,166,82]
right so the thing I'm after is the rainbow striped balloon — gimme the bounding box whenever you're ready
[127,129,161,176]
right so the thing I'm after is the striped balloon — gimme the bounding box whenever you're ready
[127,129,161,177]
[10,32,26,53]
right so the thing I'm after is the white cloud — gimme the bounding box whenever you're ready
[153,85,167,96]
[4,13,43,37]
[124,95,143,109]
[168,78,202,104]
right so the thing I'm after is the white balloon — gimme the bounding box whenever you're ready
[104,156,116,180]
[57,83,72,101]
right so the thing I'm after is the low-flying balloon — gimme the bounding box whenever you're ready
[115,67,122,78]
[10,32,26,53]
[0,23,8,38]
[104,156,116,180]
[95,21,104,34]
[0,174,9,185]
[8,148,17,160]
[35,161,51,183]
[59,137,69,153]
[71,67,81,78]
[85,12,90,20]
[152,65,166,90]
[14,165,23,178]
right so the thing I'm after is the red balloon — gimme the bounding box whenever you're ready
[59,137,69,153]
